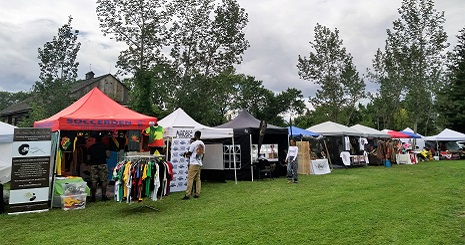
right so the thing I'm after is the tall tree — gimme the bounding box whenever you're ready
[25,16,80,126]
[97,0,169,116]
[297,23,365,124]
[436,27,465,133]
[370,0,448,135]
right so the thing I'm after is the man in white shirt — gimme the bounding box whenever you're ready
[182,131,205,200]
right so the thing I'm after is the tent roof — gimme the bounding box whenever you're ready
[158,108,233,139]
[216,110,287,134]
[306,121,362,136]
[350,124,390,138]
[288,126,319,137]
[424,128,465,141]
[34,87,157,131]
[381,129,410,138]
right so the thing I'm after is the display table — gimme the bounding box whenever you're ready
[396,153,417,164]
[53,177,90,208]
[350,155,366,166]
[310,159,331,175]
[54,177,90,196]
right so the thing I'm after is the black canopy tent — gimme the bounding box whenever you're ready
[216,110,288,180]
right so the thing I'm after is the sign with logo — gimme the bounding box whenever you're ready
[9,128,51,214]
[169,128,194,192]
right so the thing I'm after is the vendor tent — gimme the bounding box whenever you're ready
[0,122,16,183]
[424,128,465,141]
[402,127,425,150]
[307,121,362,136]
[158,108,236,183]
[382,129,410,138]
[350,124,390,138]
[216,110,288,181]
[34,87,157,131]
[288,126,319,138]
[159,108,233,139]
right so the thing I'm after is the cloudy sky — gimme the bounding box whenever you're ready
[1,0,464,103]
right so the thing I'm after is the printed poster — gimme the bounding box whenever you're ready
[9,128,51,214]
[169,128,193,192]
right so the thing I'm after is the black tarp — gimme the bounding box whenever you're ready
[215,110,288,180]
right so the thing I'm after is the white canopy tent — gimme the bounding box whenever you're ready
[159,108,234,139]
[0,122,16,184]
[350,124,390,138]
[307,121,362,136]
[158,108,237,183]
[424,128,465,141]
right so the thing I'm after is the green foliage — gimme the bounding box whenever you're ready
[436,27,465,133]
[2,161,465,244]
[167,0,249,79]
[31,16,80,122]
[297,23,365,124]
[96,0,168,74]
[0,91,30,111]
[370,0,448,134]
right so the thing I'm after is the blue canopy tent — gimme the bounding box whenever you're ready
[400,130,422,138]
[288,126,319,138]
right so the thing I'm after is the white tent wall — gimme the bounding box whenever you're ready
[0,122,16,183]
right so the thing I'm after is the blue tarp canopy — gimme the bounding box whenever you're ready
[288,126,319,138]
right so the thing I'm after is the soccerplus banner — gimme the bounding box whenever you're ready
[9,128,52,214]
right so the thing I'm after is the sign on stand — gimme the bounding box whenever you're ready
[169,128,193,193]
[9,128,51,214]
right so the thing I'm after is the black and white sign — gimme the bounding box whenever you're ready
[9,128,51,214]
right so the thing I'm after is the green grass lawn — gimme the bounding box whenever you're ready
[2,160,465,244]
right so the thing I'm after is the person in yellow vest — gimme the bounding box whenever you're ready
[144,122,165,155]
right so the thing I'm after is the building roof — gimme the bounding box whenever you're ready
[0,96,34,116]
[0,73,126,116]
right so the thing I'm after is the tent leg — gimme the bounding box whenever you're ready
[250,134,253,182]
[323,139,333,170]
[232,137,237,184]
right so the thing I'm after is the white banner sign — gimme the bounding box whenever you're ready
[169,128,194,192]
[310,159,331,175]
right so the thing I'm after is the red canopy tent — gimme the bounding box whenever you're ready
[383,130,410,138]
[34,87,157,131]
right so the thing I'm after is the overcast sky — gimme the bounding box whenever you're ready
[1,0,464,103]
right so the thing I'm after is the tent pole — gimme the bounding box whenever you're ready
[323,138,333,170]
[49,130,60,209]
[250,134,253,182]
[232,136,237,184]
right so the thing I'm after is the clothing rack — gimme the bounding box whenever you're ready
[114,155,161,212]
[114,155,172,212]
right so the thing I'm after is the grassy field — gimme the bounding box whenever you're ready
[1,160,465,244]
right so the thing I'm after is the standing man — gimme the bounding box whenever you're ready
[182,131,205,200]
[87,134,110,202]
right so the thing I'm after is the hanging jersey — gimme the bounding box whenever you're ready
[145,126,165,147]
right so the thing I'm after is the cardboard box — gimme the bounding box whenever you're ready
[61,194,87,210]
